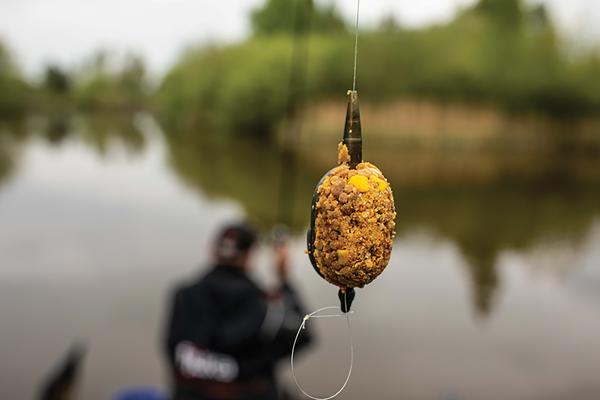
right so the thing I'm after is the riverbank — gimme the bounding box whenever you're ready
[301,99,600,150]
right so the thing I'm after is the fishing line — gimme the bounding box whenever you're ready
[290,293,354,400]
[352,0,361,92]
[291,1,362,398]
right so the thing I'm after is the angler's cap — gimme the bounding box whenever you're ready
[215,223,257,259]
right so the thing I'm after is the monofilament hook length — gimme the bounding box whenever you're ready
[290,294,355,400]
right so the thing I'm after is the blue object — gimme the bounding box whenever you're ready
[113,387,167,400]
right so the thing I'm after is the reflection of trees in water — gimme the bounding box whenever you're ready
[7,115,596,317]
[0,139,16,183]
[0,114,146,191]
[74,114,146,156]
[0,144,11,183]
[395,183,600,316]
[43,114,71,145]
[33,113,146,156]
[43,114,145,156]
[163,132,600,316]
[0,118,27,186]
[164,132,322,231]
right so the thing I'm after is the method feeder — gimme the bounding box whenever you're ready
[307,90,362,313]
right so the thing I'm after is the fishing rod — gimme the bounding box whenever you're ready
[275,0,313,229]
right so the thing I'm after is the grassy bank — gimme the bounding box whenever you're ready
[300,99,600,152]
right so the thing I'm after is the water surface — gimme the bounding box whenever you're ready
[1,114,599,400]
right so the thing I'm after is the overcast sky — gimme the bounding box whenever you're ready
[1,0,600,79]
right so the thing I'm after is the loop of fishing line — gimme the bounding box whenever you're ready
[290,293,355,400]
[290,307,354,400]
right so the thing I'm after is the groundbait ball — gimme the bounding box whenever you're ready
[312,143,396,289]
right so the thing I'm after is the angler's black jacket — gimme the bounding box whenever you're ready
[164,264,312,400]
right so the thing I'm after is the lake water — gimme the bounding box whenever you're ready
[1,114,600,400]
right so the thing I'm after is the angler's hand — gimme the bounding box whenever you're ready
[274,241,290,283]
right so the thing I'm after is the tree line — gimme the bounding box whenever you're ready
[3,0,600,139]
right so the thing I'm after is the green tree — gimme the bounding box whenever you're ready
[251,0,345,36]
[0,41,28,116]
[119,53,147,103]
[0,42,19,76]
[75,51,148,110]
[475,0,523,28]
[44,65,71,94]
